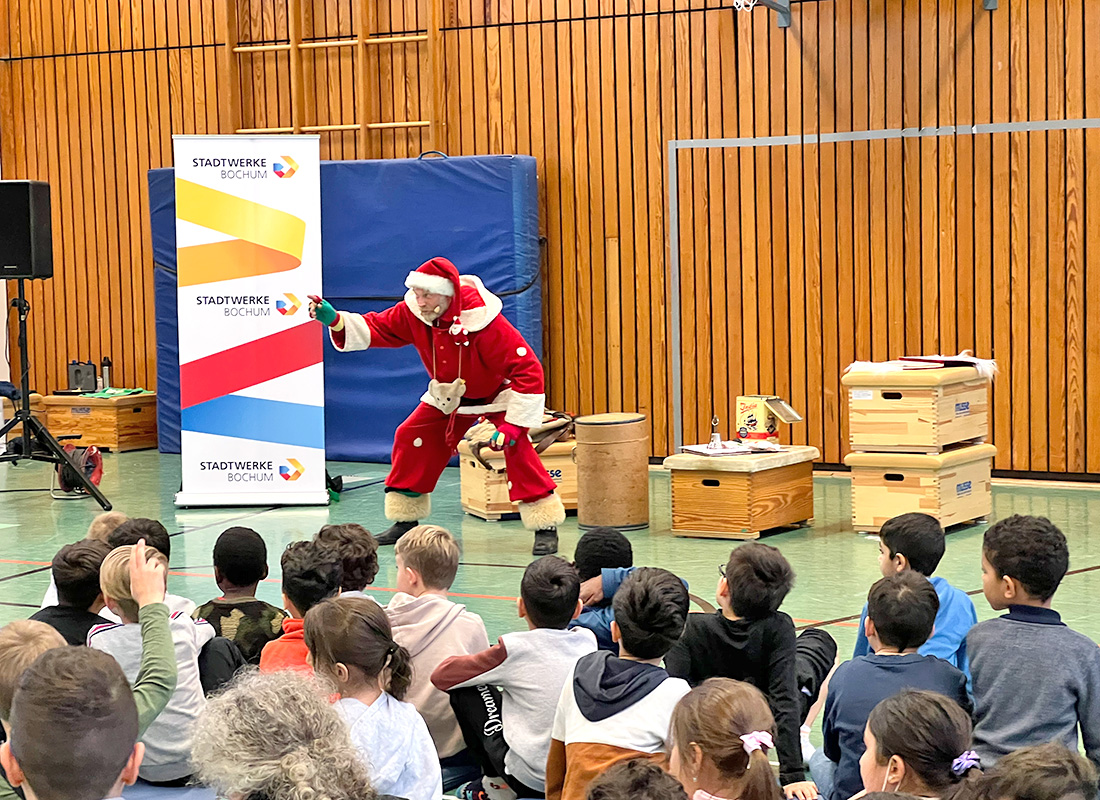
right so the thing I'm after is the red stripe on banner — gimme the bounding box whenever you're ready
[180,324,322,409]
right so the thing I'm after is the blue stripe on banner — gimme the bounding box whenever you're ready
[181,395,325,449]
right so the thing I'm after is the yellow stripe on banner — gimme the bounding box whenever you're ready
[175,178,308,287]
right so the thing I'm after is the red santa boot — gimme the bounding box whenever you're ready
[377,491,431,545]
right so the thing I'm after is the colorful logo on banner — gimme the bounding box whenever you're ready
[277,293,301,315]
[280,459,305,481]
[273,156,298,178]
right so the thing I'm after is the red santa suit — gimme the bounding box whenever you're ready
[327,257,565,535]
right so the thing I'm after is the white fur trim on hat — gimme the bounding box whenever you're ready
[405,271,455,296]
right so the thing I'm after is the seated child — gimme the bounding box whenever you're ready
[968,515,1100,768]
[88,544,213,784]
[665,542,835,797]
[193,526,288,664]
[860,690,977,797]
[0,647,145,800]
[316,523,381,601]
[38,511,128,619]
[969,743,1098,800]
[852,513,978,673]
[0,621,65,800]
[569,527,634,652]
[587,759,689,800]
[304,595,441,800]
[259,540,343,674]
[667,677,782,800]
[547,567,691,800]
[31,541,112,645]
[385,526,489,779]
[432,555,598,798]
[813,572,971,800]
[108,518,196,617]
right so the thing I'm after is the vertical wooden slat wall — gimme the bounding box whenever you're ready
[1,0,1098,474]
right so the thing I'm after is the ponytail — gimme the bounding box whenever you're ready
[384,642,413,701]
[741,748,782,800]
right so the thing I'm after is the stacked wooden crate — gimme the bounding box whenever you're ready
[841,365,995,533]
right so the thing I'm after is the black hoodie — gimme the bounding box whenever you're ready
[572,650,670,721]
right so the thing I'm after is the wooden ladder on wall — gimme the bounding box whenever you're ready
[216,0,445,153]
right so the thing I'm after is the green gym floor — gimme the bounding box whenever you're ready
[2,453,1100,731]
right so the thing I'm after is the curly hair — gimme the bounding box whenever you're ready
[315,524,379,592]
[611,567,688,659]
[192,669,378,800]
[983,515,1068,601]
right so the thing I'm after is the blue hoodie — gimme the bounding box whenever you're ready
[852,575,978,676]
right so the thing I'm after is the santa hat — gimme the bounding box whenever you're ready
[405,257,461,299]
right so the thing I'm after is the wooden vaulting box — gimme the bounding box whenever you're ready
[843,443,997,533]
[1,394,45,441]
[842,367,990,454]
[457,440,578,521]
[43,394,158,452]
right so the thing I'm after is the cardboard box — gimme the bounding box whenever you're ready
[735,395,802,443]
[843,443,996,532]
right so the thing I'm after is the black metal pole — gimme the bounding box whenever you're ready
[16,279,31,461]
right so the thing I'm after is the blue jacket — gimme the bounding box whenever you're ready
[852,575,977,676]
[569,567,688,654]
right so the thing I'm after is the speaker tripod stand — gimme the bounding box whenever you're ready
[0,278,112,510]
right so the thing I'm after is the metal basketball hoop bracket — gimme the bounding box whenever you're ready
[752,0,791,28]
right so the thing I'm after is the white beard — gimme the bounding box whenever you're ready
[419,304,445,323]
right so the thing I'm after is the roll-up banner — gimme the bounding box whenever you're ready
[172,135,327,506]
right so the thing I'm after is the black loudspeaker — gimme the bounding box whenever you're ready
[0,180,52,279]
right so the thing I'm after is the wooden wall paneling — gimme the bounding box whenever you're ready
[539,0,565,412]
[972,0,993,422]
[802,3,823,458]
[1065,0,1086,473]
[751,14,772,406]
[954,0,974,359]
[556,0,580,415]
[497,0,516,156]
[571,0,594,418]
[673,9,695,442]
[689,6,708,441]
[768,10,790,432]
[610,0,632,414]
[867,0,887,363]
[735,12,756,411]
[483,0,503,155]
[818,4,840,463]
[704,11,727,436]
[117,0,141,390]
[834,0,855,459]
[851,0,871,367]
[990,0,1011,469]
[901,0,920,354]
[884,0,904,359]
[1046,0,1067,473]
[1008,0,1029,469]
[51,0,78,388]
[1085,0,1100,471]
[937,2,956,358]
[593,0,614,413]
[95,0,119,387]
[784,8,806,448]
[1026,0,1047,471]
[918,0,939,356]
[647,0,669,453]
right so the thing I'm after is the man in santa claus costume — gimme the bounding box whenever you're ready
[308,257,564,556]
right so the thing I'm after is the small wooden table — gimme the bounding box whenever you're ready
[44,393,158,452]
[663,446,819,539]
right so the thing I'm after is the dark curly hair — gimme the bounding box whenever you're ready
[983,515,1068,601]
[586,758,688,800]
[723,543,795,619]
[573,527,633,587]
[315,524,379,592]
[280,541,343,615]
[612,567,688,660]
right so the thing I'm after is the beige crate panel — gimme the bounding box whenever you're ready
[850,456,992,532]
[457,441,578,520]
[1,394,45,441]
[848,380,989,453]
[670,461,814,540]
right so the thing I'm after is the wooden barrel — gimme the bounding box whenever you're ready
[574,412,650,530]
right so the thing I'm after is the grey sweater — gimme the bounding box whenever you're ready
[968,606,1100,768]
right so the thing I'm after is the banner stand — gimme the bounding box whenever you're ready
[172,135,328,507]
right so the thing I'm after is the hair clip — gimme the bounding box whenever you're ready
[740,730,774,764]
[951,750,980,776]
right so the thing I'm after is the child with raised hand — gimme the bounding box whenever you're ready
[108,518,196,617]
[859,690,979,798]
[667,678,782,800]
[968,515,1100,769]
[89,542,211,784]
[853,513,977,673]
[304,595,441,800]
